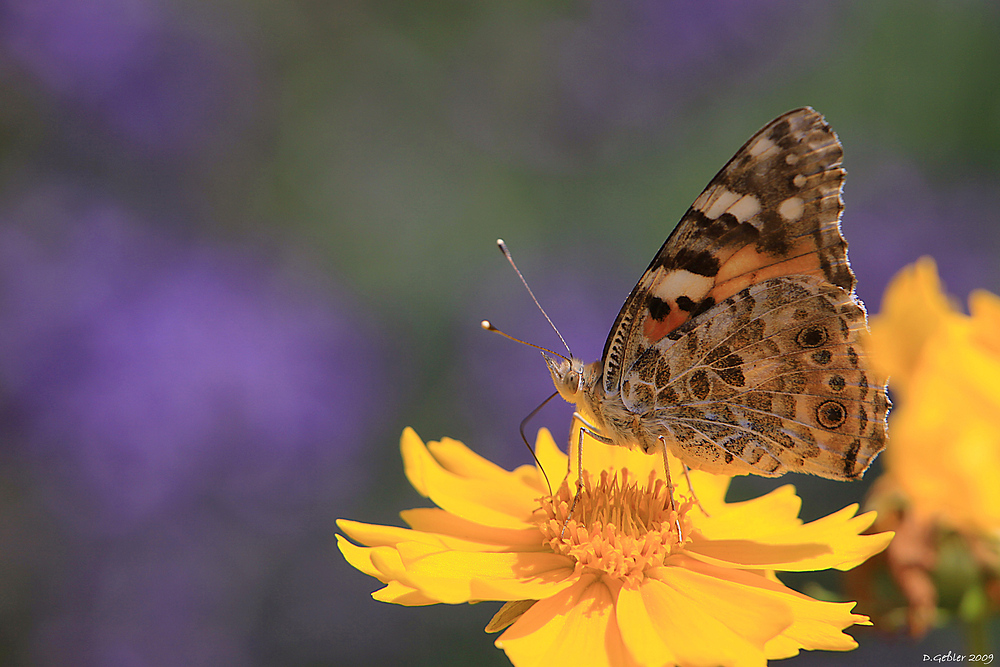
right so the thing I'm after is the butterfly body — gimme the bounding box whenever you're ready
[547,108,888,482]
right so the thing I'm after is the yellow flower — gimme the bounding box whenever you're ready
[869,258,1000,535]
[338,425,891,667]
[867,256,956,394]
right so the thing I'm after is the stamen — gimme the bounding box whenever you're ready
[538,469,693,587]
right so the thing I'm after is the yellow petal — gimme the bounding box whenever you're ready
[625,567,792,667]
[486,599,538,633]
[888,318,1000,532]
[371,581,438,606]
[427,436,519,480]
[694,485,803,541]
[399,508,546,550]
[970,288,1000,356]
[336,534,385,580]
[396,544,576,604]
[689,506,892,571]
[682,468,732,514]
[340,515,549,558]
[512,464,551,494]
[763,599,865,659]
[533,428,569,483]
[496,575,639,667]
[563,417,657,479]
[337,518,440,548]
[369,544,417,587]
[685,540,832,571]
[672,559,867,657]
[868,257,958,390]
[565,418,732,500]
[535,423,733,518]
[613,585,679,666]
[401,428,541,529]
[338,537,443,605]
[400,428,433,496]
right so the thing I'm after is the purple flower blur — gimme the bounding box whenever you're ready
[1,0,256,154]
[555,0,831,138]
[1,0,161,95]
[452,0,834,166]
[0,192,384,530]
[0,189,392,665]
[844,160,1000,308]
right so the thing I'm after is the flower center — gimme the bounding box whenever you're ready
[538,468,690,586]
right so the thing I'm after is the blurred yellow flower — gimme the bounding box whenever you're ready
[867,257,956,393]
[338,425,891,667]
[858,258,1000,640]
[869,257,1000,536]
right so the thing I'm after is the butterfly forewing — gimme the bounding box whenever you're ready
[603,107,851,395]
[580,106,888,481]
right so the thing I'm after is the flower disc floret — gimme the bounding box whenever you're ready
[540,469,687,586]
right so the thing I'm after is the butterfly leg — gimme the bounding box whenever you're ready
[570,412,611,478]
[681,463,710,517]
[658,437,684,543]
[561,413,612,537]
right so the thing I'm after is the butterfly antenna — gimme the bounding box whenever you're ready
[496,239,572,355]
[480,321,569,363]
[519,392,558,497]
[479,322,560,495]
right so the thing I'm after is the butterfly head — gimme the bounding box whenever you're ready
[543,352,586,403]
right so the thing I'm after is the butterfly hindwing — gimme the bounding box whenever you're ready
[618,275,888,479]
[603,107,852,396]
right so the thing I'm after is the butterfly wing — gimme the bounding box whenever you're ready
[602,107,851,396]
[601,107,888,480]
[619,275,888,479]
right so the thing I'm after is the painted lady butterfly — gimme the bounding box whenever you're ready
[544,107,889,486]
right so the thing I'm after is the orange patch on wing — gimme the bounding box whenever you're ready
[711,238,822,303]
[711,273,756,301]
[753,247,822,281]
[641,307,688,343]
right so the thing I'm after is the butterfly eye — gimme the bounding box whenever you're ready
[566,372,579,390]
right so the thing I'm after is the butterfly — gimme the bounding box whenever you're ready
[543,107,889,489]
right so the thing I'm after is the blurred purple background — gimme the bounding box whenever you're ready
[0,0,997,665]
[0,188,393,665]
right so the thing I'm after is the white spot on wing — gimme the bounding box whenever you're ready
[748,136,776,157]
[652,269,714,303]
[702,188,740,220]
[728,194,761,223]
[778,196,805,221]
[793,174,807,188]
